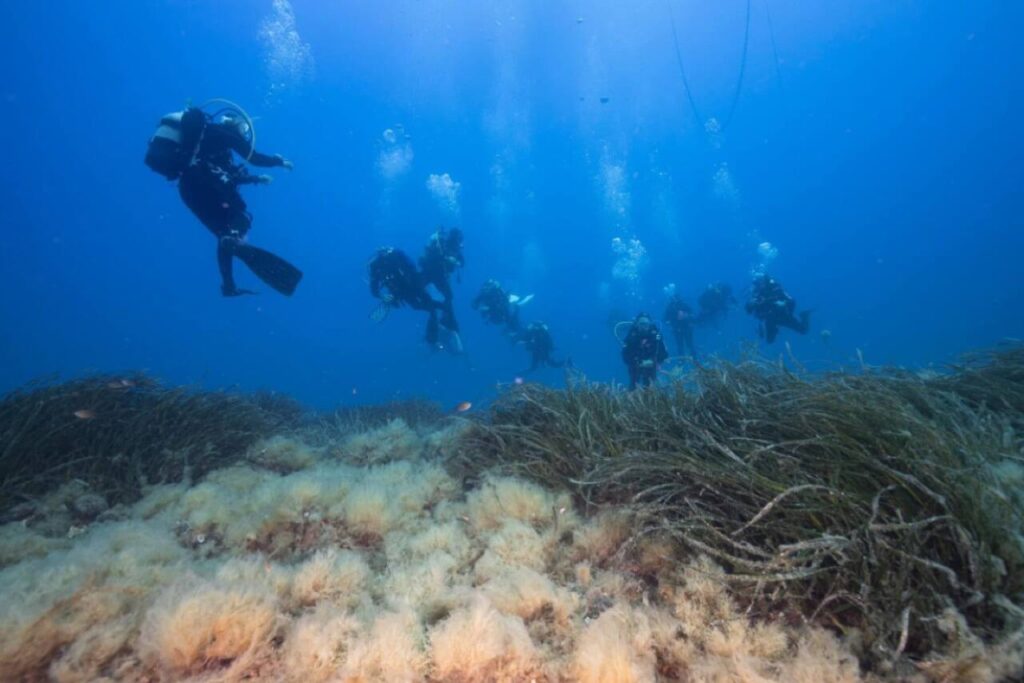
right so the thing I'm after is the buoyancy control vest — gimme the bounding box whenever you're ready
[144,107,207,181]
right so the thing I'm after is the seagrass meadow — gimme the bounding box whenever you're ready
[0,347,1022,682]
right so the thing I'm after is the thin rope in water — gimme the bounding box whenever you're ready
[666,0,753,133]
[722,0,752,130]
[667,0,704,126]
[762,0,785,93]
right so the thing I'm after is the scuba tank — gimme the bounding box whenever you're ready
[144,108,207,181]
[144,100,254,181]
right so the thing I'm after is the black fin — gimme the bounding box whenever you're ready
[234,244,303,296]
[426,312,440,345]
[440,305,459,331]
[799,310,812,333]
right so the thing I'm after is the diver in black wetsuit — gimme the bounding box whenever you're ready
[368,247,445,344]
[149,106,301,297]
[621,313,669,389]
[664,293,698,358]
[518,321,569,372]
[419,227,464,332]
[745,274,810,344]
[695,282,736,325]
[472,279,521,335]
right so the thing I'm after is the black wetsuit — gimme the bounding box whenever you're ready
[745,277,810,344]
[419,231,463,331]
[178,121,286,293]
[621,318,669,389]
[664,295,698,358]
[519,322,566,372]
[473,280,519,333]
[695,283,736,325]
[370,249,442,312]
[369,248,445,342]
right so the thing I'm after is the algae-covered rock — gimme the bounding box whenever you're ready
[70,493,109,520]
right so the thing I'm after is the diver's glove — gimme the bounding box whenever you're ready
[256,175,274,185]
[276,155,294,170]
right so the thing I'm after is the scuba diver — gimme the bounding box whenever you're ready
[620,313,669,390]
[745,274,811,344]
[518,321,569,372]
[472,279,514,329]
[419,227,464,333]
[145,101,302,297]
[472,279,532,336]
[368,247,446,345]
[695,282,736,325]
[664,293,698,358]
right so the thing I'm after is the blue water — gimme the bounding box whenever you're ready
[1,0,1022,409]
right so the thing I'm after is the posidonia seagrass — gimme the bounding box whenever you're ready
[452,345,1024,666]
[0,375,304,511]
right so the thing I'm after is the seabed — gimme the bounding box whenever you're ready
[0,348,1022,682]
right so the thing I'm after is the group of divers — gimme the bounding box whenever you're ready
[146,101,811,389]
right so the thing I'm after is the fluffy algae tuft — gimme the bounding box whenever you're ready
[457,344,1024,669]
[0,346,1022,681]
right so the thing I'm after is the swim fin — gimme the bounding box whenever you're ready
[440,305,459,332]
[798,310,812,334]
[440,329,465,355]
[234,244,303,296]
[425,311,440,345]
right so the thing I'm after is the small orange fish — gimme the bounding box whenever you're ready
[455,401,472,413]
[73,409,97,420]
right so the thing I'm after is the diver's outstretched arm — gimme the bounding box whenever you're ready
[247,150,291,168]
[208,124,291,168]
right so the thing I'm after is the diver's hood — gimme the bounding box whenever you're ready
[219,114,250,138]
